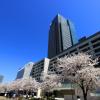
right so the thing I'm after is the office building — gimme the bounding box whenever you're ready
[30,58,50,81]
[48,14,78,58]
[16,15,100,84]
[16,62,34,79]
[30,32,100,82]
[15,15,100,99]
[48,31,100,72]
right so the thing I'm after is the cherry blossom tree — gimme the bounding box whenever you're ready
[7,77,39,99]
[56,53,100,100]
[40,73,61,92]
[9,77,38,91]
[0,83,8,93]
[21,77,39,92]
[36,72,61,99]
[8,79,22,91]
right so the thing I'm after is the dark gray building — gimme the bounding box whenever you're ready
[48,31,100,73]
[48,14,78,58]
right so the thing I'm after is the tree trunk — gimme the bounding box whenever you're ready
[83,91,87,100]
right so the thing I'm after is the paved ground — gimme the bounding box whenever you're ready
[64,95,100,100]
[0,96,11,100]
[0,96,30,100]
[0,96,18,100]
[1,96,100,100]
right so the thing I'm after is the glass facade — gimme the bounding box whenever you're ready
[16,68,25,79]
[48,14,78,58]
[68,20,78,45]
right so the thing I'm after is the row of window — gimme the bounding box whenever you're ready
[91,37,100,43]
[32,66,44,71]
[32,73,41,77]
[49,36,100,68]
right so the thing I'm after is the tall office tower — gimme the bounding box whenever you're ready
[48,14,78,58]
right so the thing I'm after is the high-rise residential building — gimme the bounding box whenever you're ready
[48,14,78,58]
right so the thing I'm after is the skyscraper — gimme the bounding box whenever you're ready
[48,14,78,58]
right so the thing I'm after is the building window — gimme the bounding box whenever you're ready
[95,48,100,53]
[70,48,77,53]
[93,42,100,48]
[81,47,90,52]
[79,43,89,49]
[91,37,100,43]
[95,53,100,57]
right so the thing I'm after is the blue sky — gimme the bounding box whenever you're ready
[0,0,100,82]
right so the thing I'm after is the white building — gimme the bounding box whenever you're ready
[16,62,34,79]
[30,58,50,81]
